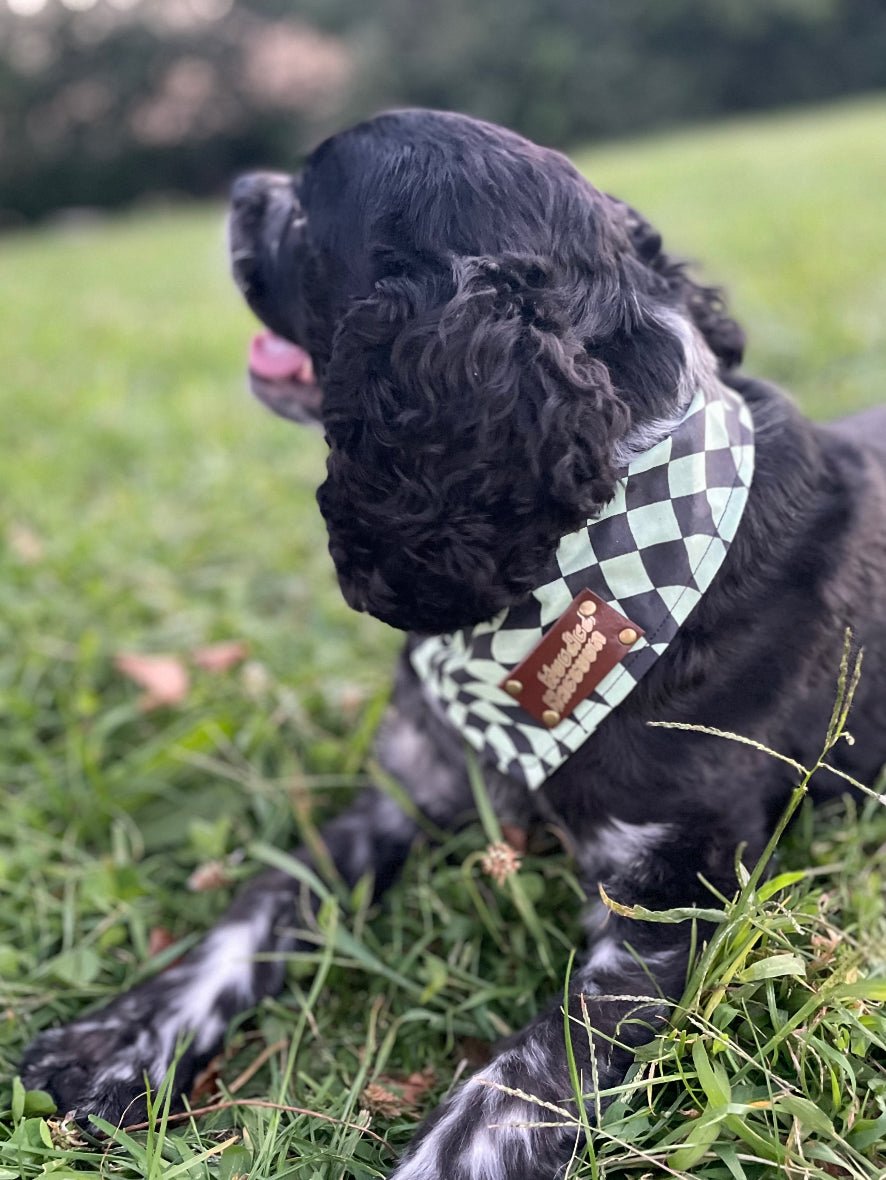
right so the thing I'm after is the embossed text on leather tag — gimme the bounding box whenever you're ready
[498,589,644,727]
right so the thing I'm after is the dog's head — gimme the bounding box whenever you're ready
[230,109,744,634]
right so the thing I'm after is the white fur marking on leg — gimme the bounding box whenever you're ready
[149,909,273,1079]
[586,935,627,974]
[578,818,672,879]
[394,1059,558,1180]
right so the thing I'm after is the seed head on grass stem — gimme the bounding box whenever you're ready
[481,841,523,885]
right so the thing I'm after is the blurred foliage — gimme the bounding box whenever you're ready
[0,0,351,222]
[316,0,886,147]
[1,0,886,221]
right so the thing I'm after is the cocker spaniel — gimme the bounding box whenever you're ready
[23,109,886,1180]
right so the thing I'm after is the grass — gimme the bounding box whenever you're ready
[1,93,885,1177]
[574,94,886,420]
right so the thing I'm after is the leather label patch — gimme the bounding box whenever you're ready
[498,589,644,728]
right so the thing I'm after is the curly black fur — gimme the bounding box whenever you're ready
[617,199,746,371]
[233,110,716,632]
[319,254,640,631]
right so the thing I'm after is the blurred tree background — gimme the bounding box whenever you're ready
[1,0,886,223]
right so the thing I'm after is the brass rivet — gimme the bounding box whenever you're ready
[578,600,597,616]
[504,679,523,697]
[542,709,561,728]
[619,627,639,646]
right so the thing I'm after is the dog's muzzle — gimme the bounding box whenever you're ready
[229,171,295,300]
[229,173,323,425]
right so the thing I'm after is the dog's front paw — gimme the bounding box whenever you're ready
[21,994,197,1127]
[392,1048,577,1180]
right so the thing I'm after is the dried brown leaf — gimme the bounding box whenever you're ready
[8,522,44,563]
[115,652,190,710]
[191,640,249,673]
[189,1053,225,1104]
[187,860,232,892]
[147,927,176,957]
[362,1067,435,1117]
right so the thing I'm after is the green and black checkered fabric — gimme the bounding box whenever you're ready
[411,382,756,790]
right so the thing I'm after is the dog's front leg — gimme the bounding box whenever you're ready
[388,925,686,1180]
[390,811,748,1180]
[20,771,457,1127]
[22,651,476,1125]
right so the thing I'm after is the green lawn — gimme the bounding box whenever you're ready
[1,94,885,1178]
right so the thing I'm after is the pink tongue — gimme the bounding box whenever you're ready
[249,330,315,383]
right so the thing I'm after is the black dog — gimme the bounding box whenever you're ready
[24,110,886,1179]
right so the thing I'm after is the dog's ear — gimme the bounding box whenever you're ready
[621,203,745,371]
[317,255,632,633]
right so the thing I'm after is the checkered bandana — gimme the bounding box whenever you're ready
[410,381,755,790]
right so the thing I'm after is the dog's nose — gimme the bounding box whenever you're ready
[230,172,291,211]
